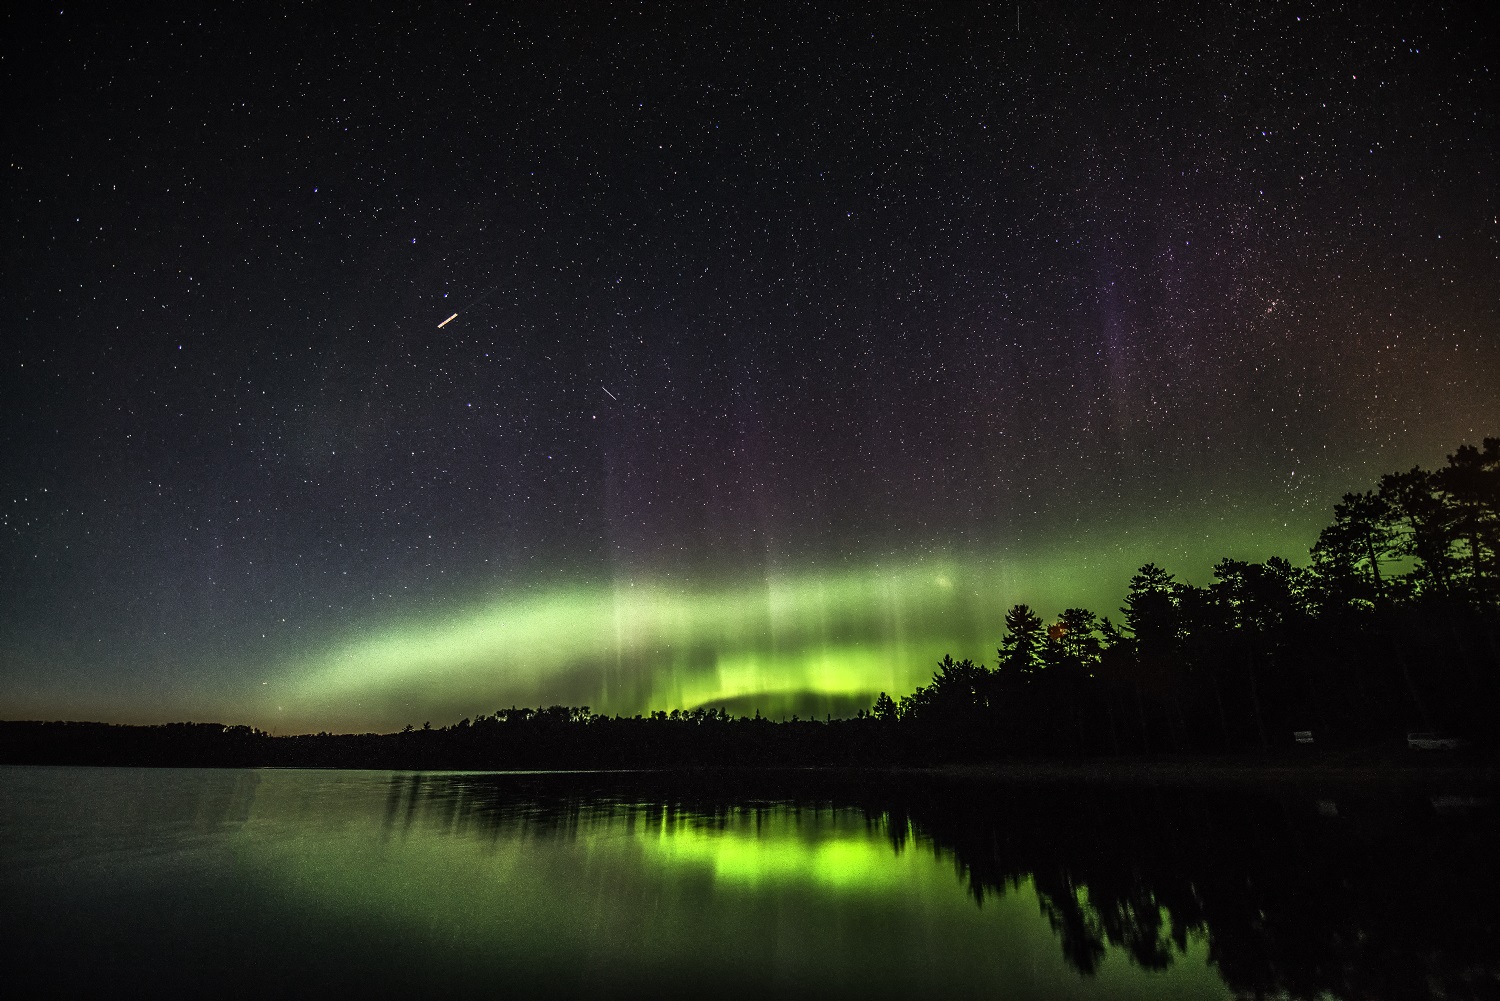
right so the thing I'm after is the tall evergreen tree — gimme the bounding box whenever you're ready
[1381,467,1461,597]
[1310,490,1399,608]
[1434,439,1500,600]
[998,604,1046,678]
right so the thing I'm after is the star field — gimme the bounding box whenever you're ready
[3,4,1496,731]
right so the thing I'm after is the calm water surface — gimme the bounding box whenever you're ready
[1,766,1495,998]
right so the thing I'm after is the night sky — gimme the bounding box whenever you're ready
[4,4,1496,733]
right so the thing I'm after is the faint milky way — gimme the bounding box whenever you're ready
[2,4,1496,731]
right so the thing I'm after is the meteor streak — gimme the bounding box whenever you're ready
[602,386,618,401]
[435,285,499,328]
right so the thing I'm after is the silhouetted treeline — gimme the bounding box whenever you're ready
[2,439,1496,769]
[0,720,274,767]
[876,438,1500,759]
[0,711,893,769]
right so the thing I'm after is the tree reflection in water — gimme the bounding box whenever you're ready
[386,771,1498,1001]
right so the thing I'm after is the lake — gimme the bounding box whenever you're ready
[1,765,1495,998]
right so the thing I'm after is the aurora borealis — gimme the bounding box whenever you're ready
[3,4,1497,733]
[275,547,1147,732]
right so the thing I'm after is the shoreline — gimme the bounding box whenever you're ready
[924,757,1500,787]
[6,756,1496,789]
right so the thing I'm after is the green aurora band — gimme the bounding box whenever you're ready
[273,558,1004,731]
[263,512,1309,733]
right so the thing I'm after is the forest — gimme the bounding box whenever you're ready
[3,438,1496,769]
[870,436,1500,760]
